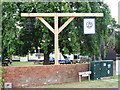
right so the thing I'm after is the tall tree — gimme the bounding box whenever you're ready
[2,2,116,64]
[2,2,80,64]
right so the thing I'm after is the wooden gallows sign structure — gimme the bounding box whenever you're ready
[21,13,104,65]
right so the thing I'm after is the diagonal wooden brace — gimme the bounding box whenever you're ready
[38,17,55,34]
[58,17,75,34]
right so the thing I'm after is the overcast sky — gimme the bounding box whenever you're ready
[103,0,120,24]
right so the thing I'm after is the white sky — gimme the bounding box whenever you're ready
[103,0,120,24]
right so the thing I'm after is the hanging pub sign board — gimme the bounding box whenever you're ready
[84,18,95,34]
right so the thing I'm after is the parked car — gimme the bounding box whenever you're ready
[49,56,72,64]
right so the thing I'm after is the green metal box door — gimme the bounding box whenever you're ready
[100,61,108,77]
[107,60,113,77]
[90,61,101,80]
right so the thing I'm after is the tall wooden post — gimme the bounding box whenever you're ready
[54,14,59,65]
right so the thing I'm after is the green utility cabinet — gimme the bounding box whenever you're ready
[90,60,113,80]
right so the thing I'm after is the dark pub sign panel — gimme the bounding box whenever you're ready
[106,45,116,61]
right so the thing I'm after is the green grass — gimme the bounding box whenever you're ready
[10,61,43,66]
[111,75,120,79]
[33,75,119,88]
[35,79,118,88]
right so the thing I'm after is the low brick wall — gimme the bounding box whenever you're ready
[4,64,89,88]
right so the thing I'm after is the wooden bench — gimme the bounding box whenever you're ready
[79,71,91,82]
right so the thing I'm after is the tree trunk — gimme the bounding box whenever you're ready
[43,53,50,65]
[35,46,38,53]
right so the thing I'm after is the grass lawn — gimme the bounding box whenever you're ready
[10,61,43,66]
[9,61,67,66]
[33,75,120,88]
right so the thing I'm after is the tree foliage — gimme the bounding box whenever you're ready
[2,2,116,63]
[116,31,120,54]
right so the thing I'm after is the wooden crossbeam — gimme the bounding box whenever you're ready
[38,17,55,34]
[21,13,104,17]
[58,17,75,34]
